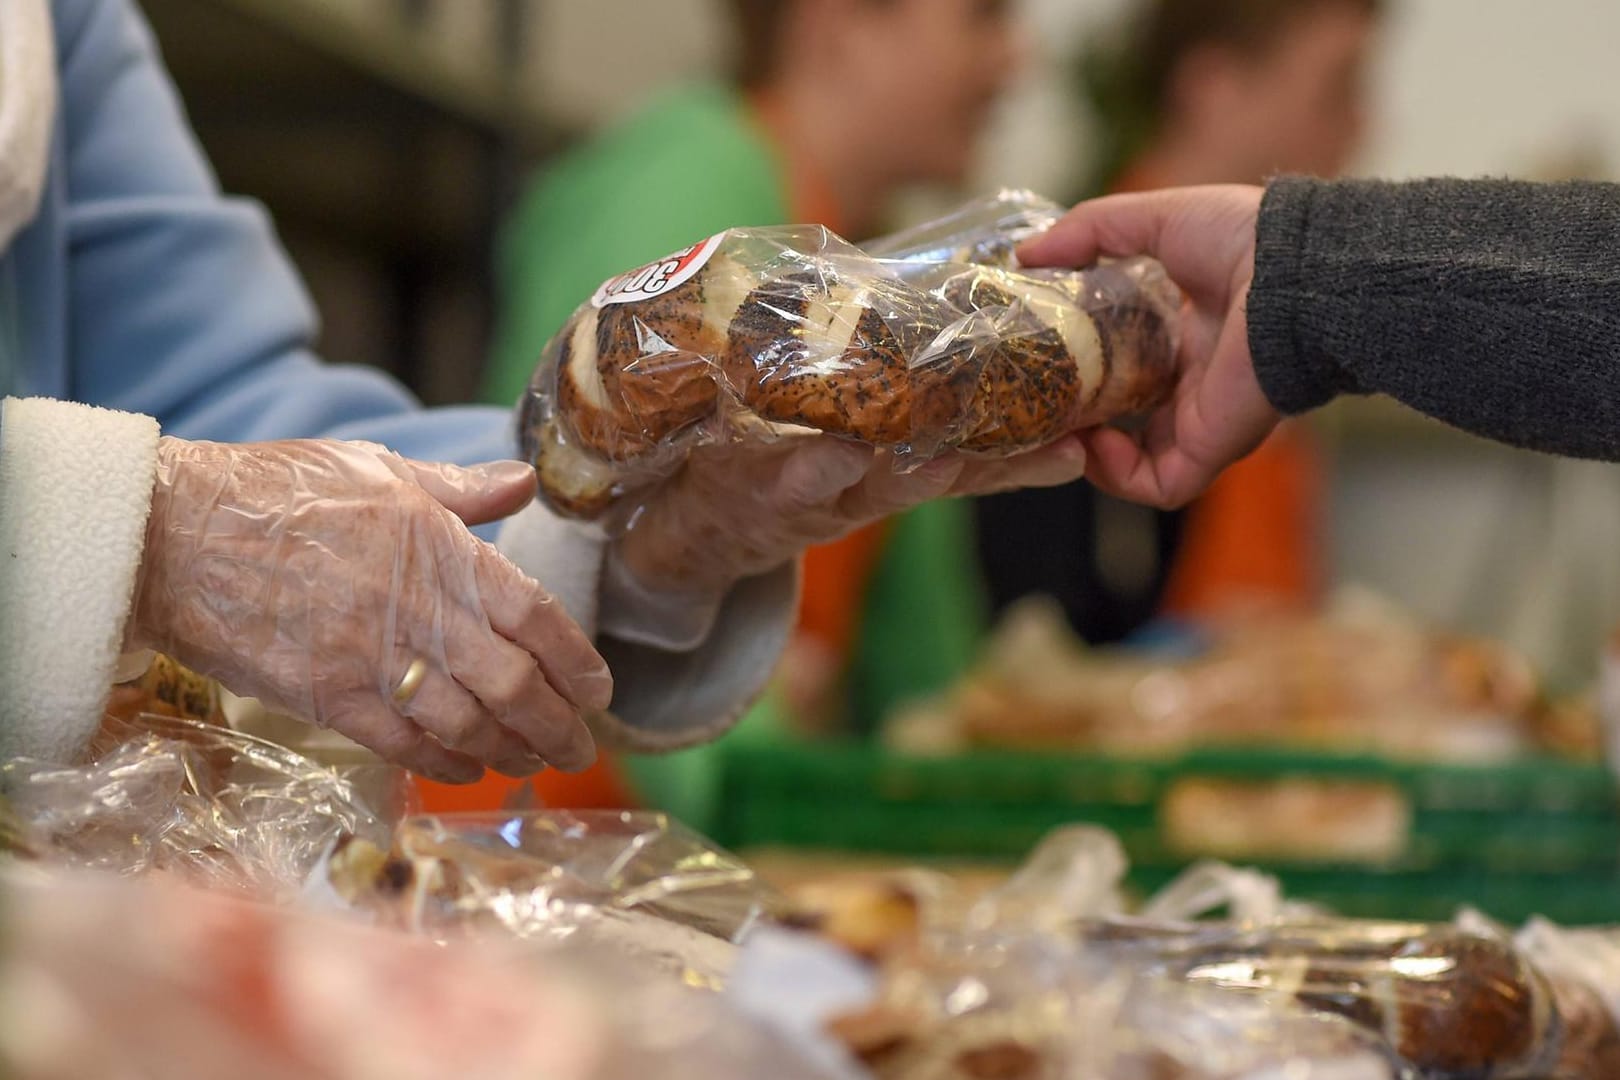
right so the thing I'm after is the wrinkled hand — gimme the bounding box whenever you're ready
[1017,184,1279,509]
[126,438,612,783]
[614,432,1089,599]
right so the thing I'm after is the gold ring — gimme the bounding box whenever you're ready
[392,657,428,705]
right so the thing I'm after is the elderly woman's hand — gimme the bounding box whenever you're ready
[125,438,612,783]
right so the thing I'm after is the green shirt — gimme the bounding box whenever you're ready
[484,84,787,402]
[851,498,987,735]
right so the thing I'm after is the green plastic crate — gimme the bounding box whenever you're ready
[711,741,1620,925]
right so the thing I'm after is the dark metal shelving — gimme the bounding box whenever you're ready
[138,0,562,404]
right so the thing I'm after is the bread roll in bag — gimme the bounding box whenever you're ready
[519,194,1181,521]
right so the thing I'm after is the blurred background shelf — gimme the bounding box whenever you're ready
[135,0,740,407]
[201,0,549,142]
[713,740,1620,924]
[139,0,559,405]
[1322,397,1503,454]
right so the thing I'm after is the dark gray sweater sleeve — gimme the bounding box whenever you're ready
[1247,177,1620,459]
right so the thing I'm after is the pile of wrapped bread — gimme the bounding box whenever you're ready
[9,716,1620,1079]
[771,831,1620,1080]
[519,191,1181,519]
[889,589,1570,764]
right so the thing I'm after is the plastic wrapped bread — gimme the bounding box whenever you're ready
[754,830,1620,1080]
[519,191,1180,520]
[1086,918,1620,1079]
[0,867,852,1080]
[313,809,770,986]
[0,714,390,896]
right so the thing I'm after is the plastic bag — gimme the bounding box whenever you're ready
[865,188,1067,273]
[1082,917,1620,1078]
[964,824,1128,934]
[1512,917,1620,1078]
[0,865,854,1080]
[519,190,1180,520]
[0,791,35,858]
[0,714,391,898]
[758,822,1620,1079]
[747,828,1392,1080]
[737,911,1391,1079]
[312,809,771,986]
[0,865,610,1080]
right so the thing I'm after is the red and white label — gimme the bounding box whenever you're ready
[590,234,725,308]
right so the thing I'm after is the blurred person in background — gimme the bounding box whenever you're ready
[485,0,1018,384]
[483,0,1023,823]
[976,0,1381,647]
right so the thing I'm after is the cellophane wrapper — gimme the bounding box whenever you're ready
[309,808,773,988]
[518,190,1180,525]
[0,714,391,898]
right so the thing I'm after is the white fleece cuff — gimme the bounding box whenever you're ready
[596,549,727,651]
[0,397,160,761]
[0,0,56,251]
[496,500,799,753]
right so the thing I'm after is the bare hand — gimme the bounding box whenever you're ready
[1018,184,1279,509]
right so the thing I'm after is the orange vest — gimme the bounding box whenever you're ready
[1160,423,1321,614]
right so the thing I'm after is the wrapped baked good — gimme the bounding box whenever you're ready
[741,918,1391,1080]
[102,651,225,729]
[778,875,931,965]
[751,827,1620,1080]
[314,810,771,986]
[736,832,1389,1080]
[519,191,1180,520]
[893,589,1544,765]
[0,714,387,896]
[1085,917,1620,1079]
[1510,916,1620,1078]
[0,867,852,1080]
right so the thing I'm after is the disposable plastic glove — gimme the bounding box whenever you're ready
[603,433,1088,647]
[125,438,612,783]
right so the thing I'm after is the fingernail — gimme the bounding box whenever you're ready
[494,756,549,779]
[476,460,538,493]
[570,664,615,712]
[916,456,964,486]
[428,763,484,785]
[554,725,598,774]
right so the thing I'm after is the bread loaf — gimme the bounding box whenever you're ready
[1088,920,1561,1077]
[524,222,1179,521]
[722,270,976,448]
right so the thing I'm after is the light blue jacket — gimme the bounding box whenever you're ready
[0,0,510,467]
